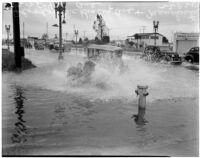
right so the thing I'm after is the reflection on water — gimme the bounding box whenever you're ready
[51,103,68,128]
[11,86,28,143]
[136,125,147,137]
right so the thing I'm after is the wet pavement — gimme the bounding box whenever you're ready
[2,47,199,156]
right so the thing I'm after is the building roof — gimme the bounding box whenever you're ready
[87,44,122,51]
[128,33,164,37]
[28,36,39,39]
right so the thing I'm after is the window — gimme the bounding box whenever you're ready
[150,36,159,39]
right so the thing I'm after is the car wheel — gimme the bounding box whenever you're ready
[185,55,194,63]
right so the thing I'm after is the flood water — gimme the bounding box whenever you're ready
[2,48,199,156]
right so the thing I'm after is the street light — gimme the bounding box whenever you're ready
[5,25,10,50]
[74,29,78,53]
[74,29,78,44]
[4,3,11,10]
[54,2,66,60]
[153,20,159,46]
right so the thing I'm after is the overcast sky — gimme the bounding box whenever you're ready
[2,1,199,41]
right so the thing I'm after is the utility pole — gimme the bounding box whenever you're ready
[83,31,86,39]
[46,22,48,36]
[23,22,24,39]
[12,2,21,69]
[141,26,146,33]
[66,32,68,41]
[108,28,110,36]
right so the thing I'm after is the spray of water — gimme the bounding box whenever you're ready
[3,50,198,102]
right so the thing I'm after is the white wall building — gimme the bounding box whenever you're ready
[127,33,168,47]
[173,32,199,55]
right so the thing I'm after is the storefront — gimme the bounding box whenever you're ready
[173,32,199,55]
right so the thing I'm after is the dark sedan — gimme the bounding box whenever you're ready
[184,47,199,63]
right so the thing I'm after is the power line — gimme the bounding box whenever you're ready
[110,26,141,30]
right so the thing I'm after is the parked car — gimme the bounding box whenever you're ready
[143,45,182,64]
[54,43,65,52]
[34,39,45,50]
[184,47,199,63]
[34,43,44,50]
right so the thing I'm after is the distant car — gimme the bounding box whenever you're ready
[54,43,65,52]
[184,47,199,63]
[34,43,44,50]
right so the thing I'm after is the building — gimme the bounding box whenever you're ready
[27,36,39,46]
[173,32,199,55]
[127,33,169,48]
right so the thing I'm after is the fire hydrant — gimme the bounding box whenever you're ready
[132,85,149,125]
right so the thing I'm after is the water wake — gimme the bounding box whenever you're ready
[3,51,198,102]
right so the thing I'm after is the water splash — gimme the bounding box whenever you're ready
[3,50,198,102]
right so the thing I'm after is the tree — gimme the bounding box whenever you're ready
[41,33,48,40]
[102,36,110,43]
[128,41,134,46]
[54,34,58,39]
[93,14,110,43]
[84,37,89,42]
[71,40,75,44]
[41,33,48,46]
[162,36,169,43]
[134,34,140,48]
[78,38,83,44]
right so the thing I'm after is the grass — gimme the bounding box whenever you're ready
[2,49,36,72]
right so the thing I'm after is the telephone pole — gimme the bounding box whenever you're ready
[141,26,146,33]
[23,22,25,39]
[12,2,21,68]
[83,31,86,39]
[46,22,48,35]
[66,32,68,41]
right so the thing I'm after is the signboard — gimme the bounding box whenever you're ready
[176,33,199,40]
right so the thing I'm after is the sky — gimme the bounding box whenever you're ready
[2,1,199,41]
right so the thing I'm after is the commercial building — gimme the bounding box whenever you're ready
[127,33,169,48]
[173,32,199,55]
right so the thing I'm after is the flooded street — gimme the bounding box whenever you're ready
[2,48,199,156]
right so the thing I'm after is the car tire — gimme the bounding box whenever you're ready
[185,56,194,63]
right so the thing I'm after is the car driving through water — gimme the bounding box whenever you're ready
[143,45,182,65]
[67,44,126,83]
